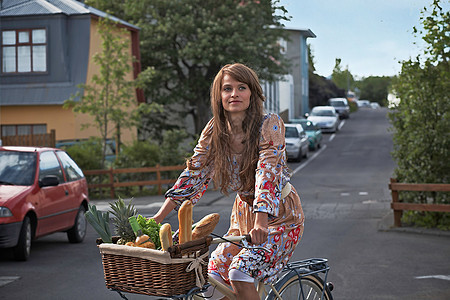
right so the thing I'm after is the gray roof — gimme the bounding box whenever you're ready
[0,0,139,30]
[284,27,316,38]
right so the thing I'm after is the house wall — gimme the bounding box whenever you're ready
[80,17,137,144]
[1,106,74,136]
[0,14,91,105]
[285,31,302,119]
[0,15,138,144]
[300,37,310,115]
[284,29,315,119]
[278,74,294,121]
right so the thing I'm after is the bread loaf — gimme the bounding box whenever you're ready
[159,223,173,251]
[135,234,155,249]
[192,213,220,240]
[178,200,193,244]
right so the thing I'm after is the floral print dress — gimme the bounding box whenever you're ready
[165,113,304,284]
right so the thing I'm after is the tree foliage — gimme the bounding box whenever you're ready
[85,0,291,134]
[331,58,354,93]
[356,76,392,105]
[308,73,345,108]
[389,0,449,228]
[308,46,345,108]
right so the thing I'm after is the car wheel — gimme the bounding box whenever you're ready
[67,205,87,243]
[13,216,32,261]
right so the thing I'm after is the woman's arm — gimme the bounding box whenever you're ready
[151,198,177,224]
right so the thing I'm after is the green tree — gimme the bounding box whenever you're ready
[331,58,354,93]
[308,73,345,108]
[356,76,392,105]
[86,0,291,134]
[308,48,345,108]
[389,0,449,228]
[64,17,157,168]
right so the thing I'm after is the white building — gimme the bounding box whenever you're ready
[262,28,316,122]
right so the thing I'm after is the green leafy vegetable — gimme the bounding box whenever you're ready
[85,203,112,243]
[136,215,162,249]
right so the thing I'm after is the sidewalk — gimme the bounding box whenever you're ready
[377,210,450,237]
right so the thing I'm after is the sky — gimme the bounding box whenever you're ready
[279,0,447,78]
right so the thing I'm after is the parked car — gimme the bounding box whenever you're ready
[288,119,323,151]
[285,124,309,161]
[357,100,371,108]
[307,106,340,133]
[0,146,89,261]
[328,98,350,119]
[370,102,381,109]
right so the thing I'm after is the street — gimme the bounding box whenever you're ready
[1,107,449,299]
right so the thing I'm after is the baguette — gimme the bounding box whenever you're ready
[159,223,173,251]
[192,213,220,240]
[178,200,193,244]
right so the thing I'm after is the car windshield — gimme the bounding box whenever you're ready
[311,110,335,117]
[285,127,299,138]
[0,151,37,186]
[329,100,345,106]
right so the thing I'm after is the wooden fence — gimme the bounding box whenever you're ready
[389,178,450,227]
[1,130,56,147]
[83,164,186,198]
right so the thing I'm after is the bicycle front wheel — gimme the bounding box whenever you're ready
[268,273,333,300]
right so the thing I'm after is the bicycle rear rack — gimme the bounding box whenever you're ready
[281,258,331,300]
[283,258,330,276]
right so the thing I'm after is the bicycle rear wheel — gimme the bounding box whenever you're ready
[268,273,332,300]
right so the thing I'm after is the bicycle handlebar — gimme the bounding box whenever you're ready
[211,234,252,245]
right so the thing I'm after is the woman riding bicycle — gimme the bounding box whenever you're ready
[151,63,305,300]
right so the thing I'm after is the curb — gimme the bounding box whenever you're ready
[378,211,450,237]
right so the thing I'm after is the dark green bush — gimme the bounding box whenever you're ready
[402,211,450,231]
[63,138,103,171]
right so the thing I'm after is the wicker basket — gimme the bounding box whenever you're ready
[97,236,212,297]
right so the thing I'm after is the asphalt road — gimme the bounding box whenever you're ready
[1,107,449,299]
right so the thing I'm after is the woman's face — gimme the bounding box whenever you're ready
[221,74,251,118]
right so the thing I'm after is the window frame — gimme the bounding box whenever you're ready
[1,124,48,137]
[38,151,65,184]
[1,28,48,74]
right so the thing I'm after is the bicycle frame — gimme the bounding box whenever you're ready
[195,260,330,300]
[189,236,331,300]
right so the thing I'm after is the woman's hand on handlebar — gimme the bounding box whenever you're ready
[249,212,268,245]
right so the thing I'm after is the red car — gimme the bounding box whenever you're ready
[0,146,89,261]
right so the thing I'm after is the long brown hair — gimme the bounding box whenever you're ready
[208,63,265,194]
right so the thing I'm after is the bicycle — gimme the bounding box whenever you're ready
[110,235,333,300]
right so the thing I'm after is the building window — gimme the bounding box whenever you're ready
[1,124,47,137]
[2,29,47,73]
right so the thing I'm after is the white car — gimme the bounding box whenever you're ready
[307,106,340,133]
[328,98,350,119]
[357,100,371,108]
[370,102,380,109]
[284,124,309,161]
